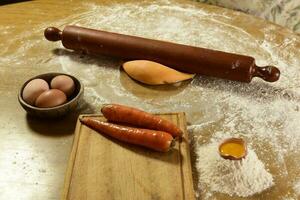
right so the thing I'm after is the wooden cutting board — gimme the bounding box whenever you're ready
[61,113,195,200]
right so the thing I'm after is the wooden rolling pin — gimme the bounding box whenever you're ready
[44,25,280,83]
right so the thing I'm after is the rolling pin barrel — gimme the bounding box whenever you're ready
[44,26,280,83]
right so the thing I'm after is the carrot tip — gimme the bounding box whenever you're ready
[101,103,110,107]
[79,117,86,124]
[101,103,112,112]
[170,139,176,148]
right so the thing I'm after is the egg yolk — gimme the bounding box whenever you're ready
[220,142,245,158]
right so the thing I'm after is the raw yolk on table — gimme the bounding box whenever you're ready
[219,142,245,158]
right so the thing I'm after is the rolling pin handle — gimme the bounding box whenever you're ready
[252,65,280,82]
[44,27,62,42]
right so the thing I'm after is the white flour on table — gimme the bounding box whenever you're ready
[1,0,300,199]
[293,179,300,196]
[195,141,274,197]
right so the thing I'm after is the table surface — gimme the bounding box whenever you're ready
[1,0,300,200]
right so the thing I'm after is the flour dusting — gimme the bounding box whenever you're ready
[1,0,300,199]
[196,141,274,197]
[294,179,300,196]
[37,1,300,199]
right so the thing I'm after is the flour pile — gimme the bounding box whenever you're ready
[196,142,274,197]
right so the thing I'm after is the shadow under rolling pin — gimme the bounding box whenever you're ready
[44,26,280,83]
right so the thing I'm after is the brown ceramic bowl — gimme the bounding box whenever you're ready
[18,72,84,118]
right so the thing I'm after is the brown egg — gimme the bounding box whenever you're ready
[50,75,75,97]
[123,60,195,85]
[35,89,67,108]
[22,78,49,106]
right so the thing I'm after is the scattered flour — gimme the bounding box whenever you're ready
[293,179,300,196]
[196,141,274,197]
[29,1,300,198]
[1,0,300,199]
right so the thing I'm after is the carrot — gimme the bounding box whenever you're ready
[101,104,183,138]
[80,117,175,152]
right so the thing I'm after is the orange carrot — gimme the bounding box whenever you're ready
[80,117,174,152]
[101,104,183,138]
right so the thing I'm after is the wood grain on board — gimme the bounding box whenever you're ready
[62,113,195,200]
